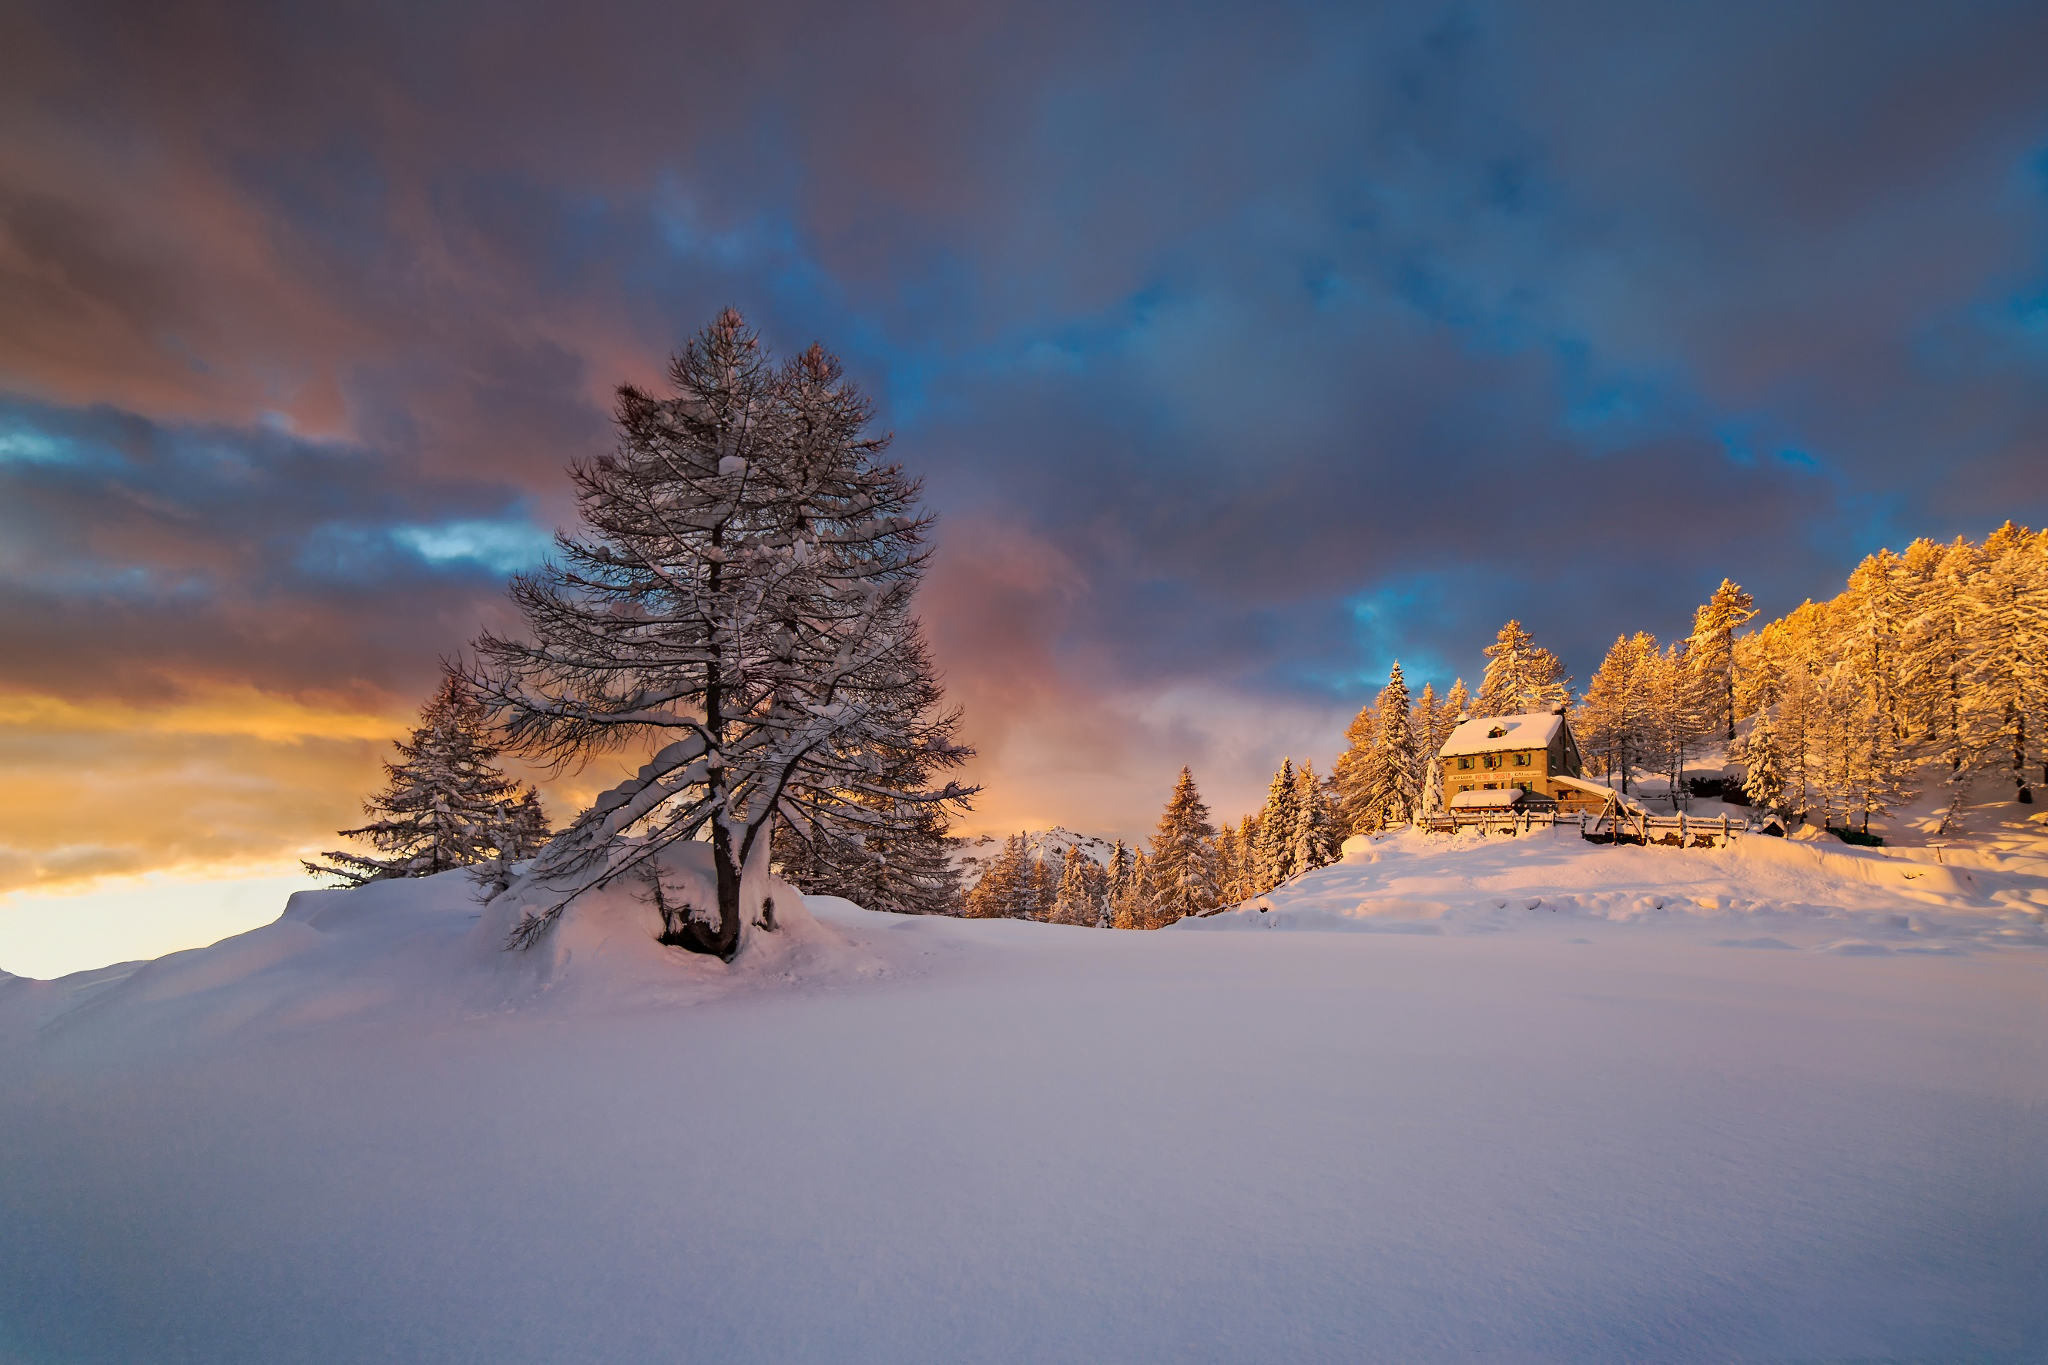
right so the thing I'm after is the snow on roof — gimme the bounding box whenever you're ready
[1439,711,1564,757]
[1548,774,1650,814]
[1449,787,1530,809]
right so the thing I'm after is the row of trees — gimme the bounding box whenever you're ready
[1729,526,2047,830]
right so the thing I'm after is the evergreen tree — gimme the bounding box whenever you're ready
[962,834,1030,918]
[1328,696,1377,836]
[1359,662,1419,829]
[1292,761,1342,870]
[1112,848,1153,930]
[1047,845,1104,926]
[1213,822,1245,907]
[1252,759,1300,891]
[1476,620,1571,715]
[471,311,972,959]
[307,671,550,887]
[1023,850,1061,921]
[1739,705,1785,811]
[1146,767,1220,925]
[1687,579,1758,742]
[1445,677,1470,724]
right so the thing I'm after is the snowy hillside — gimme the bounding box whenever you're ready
[1,832,2042,1362]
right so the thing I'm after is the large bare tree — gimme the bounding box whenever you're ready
[471,310,972,959]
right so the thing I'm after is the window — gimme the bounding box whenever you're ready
[1482,754,1499,769]
[1456,756,1472,770]
[1513,751,1529,766]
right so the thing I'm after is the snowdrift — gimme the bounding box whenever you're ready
[2,843,879,1050]
[1185,825,2048,954]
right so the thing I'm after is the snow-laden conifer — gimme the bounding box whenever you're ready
[1357,662,1419,829]
[471,312,973,958]
[1739,705,1785,811]
[1145,766,1220,925]
[1291,761,1342,870]
[306,671,550,887]
[1475,620,1571,716]
[1252,759,1299,891]
[1687,580,1758,742]
[1047,845,1107,926]
[963,834,1030,918]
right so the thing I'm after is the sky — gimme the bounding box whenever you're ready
[3,0,2048,967]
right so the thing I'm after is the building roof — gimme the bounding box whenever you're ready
[1438,711,1565,757]
[1549,774,1650,814]
[1449,787,1530,809]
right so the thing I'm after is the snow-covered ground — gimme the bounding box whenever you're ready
[1,835,2043,1363]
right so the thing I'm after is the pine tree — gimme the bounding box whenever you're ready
[1252,759,1300,891]
[1023,849,1060,921]
[1048,845,1103,926]
[1112,848,1153,930]
[1739,705,1785,811]
[1476,620,1571,716]
[306,671,550,887]
[1687,579,1758,742]
[471,312,973,959]
[962,834,1030,918]
[1213,822,1245,907]
[1359,662,1419,829]
[1328,697,1377,836]
[1292,762,1342,870]
[1146,767,1221,926]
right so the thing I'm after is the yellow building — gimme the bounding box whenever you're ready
[1438,711,1606,814]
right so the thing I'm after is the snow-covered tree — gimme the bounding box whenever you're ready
[1112,847,1153,930]
[1687,579,1758,742]
[772,804,962,915]
[471,312,973,959]
[1047,845,1108,926]
[1252,759,1300,891]
[1475,620,1571,716]
[1576,633,1658,792]
[1739,705,1785,811]
[1357,662,1419,830]
[307,671,550,887]
[1328,697,1376,836]
[1145,767,1220,926]
[1292,761,1342,870]
[963,834,1030,918]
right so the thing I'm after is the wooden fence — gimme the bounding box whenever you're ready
[1422,809,1747,847]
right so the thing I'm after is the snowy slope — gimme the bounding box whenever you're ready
[1,835,2043,1363]
[1189,824,2048,954]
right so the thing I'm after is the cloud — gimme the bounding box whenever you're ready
[1,0,2046,867]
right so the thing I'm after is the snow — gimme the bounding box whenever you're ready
[2,834,2044,1362]
[1438,709,1563,756]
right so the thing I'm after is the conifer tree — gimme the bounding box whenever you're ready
[1023,850,1060,921]
[1213,822,1245,906]
[1112,848,1153,930]
[1292,761,1342,870]
[1329,697,1376,835]
[1739,705,1785,811]
[471,311,973,959]
[307,671,550,887]
[1252,759,1300,891]
[1048,845,1104,926]
[962,834,1030,918]
[1687,579,1758,742]
[1146,767,1220,925]
[1476,620,1571,715]
[1445,678,1470,724]
[1359,662,1419,829]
